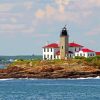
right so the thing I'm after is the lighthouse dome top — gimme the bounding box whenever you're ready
[60,26,68,37]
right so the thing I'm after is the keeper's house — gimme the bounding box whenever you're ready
[42,27,100,60]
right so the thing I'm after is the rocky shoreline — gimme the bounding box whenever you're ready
[0,65,100,79]
[0,58,99,79]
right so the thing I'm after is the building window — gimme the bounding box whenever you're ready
[54,55,55,58]
[51,48,52,52]
[47,55,49,58]
[44,48,46,52]
[80,53,82,56]
[47,48,49,52]
[75,48,76,51]
[51,55,52,60]
[90,54,92,56]
[88,54,89,56]
[77,54,79,56]
[84,54,85,56]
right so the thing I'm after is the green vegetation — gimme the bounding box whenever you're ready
[75,56,100,69]
[9,56,100,69]
[1,56,100,79]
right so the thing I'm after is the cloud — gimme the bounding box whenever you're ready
[0,3,14,12]
[86,0,100,7]
[23,2,33,10]
[55,0,70,5]
[0,12,24,18]
[0,24,25,32]
[0,1,35,34]
[10,17,17,23]
[35,0,97,24]
[0,0,99,37]
[55,0,70,13]
[45,5,55,17]
[35,4,56,19]
[35,9,45,19]
[74,0,100,11]
[0,1,34,13]
[33,0,100,30]
[20,27,34,33]
[35,4,81,23]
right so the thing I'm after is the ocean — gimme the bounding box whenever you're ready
[0,78,100,100]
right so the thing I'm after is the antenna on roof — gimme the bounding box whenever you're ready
[62,25,67,30]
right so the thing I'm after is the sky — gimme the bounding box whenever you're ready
[0,0,100,56]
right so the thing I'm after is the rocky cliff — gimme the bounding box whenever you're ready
[0,59,100,79]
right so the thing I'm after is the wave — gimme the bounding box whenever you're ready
[0,78,14,81]
[0,76,100,81]
[75,76,100,80]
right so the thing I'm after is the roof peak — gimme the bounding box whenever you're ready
[82,48,94,52]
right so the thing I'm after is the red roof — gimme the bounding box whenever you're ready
[96,52,100,55]
[56,51,73,55]
[69,42,83,47]
[82,48,94,52]
[56,51,60,55]
[43,43,59,48]
[43,42,83,48]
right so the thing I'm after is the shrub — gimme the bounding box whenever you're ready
[75,56,85,59]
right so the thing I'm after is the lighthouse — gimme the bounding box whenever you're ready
[60,26,69,59]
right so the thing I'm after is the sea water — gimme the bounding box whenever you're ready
[0,78,100,100]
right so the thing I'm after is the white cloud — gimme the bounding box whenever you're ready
[34,0,100,25]
[0,0,99,36]
[20,27,34,33]
[0,3,14,12]
[74,0,100,10]
[0,1,34,12]
[10,17,17,23]
[35,4,80,23]
[0,24,35,36]
[35,9,45,19]
[23,2,33,10]
[55,0,70,6]
[0,24,25,31]
[55,0,70,13]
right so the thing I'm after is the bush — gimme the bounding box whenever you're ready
[75,56,85,59]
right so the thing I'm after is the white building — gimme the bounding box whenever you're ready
[42,27,97,60]
[43,42,97,60]
[75,48,96,58]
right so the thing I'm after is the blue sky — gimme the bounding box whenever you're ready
[0,0,100,55]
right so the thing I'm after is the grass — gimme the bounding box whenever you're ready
[8,56,100,72]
